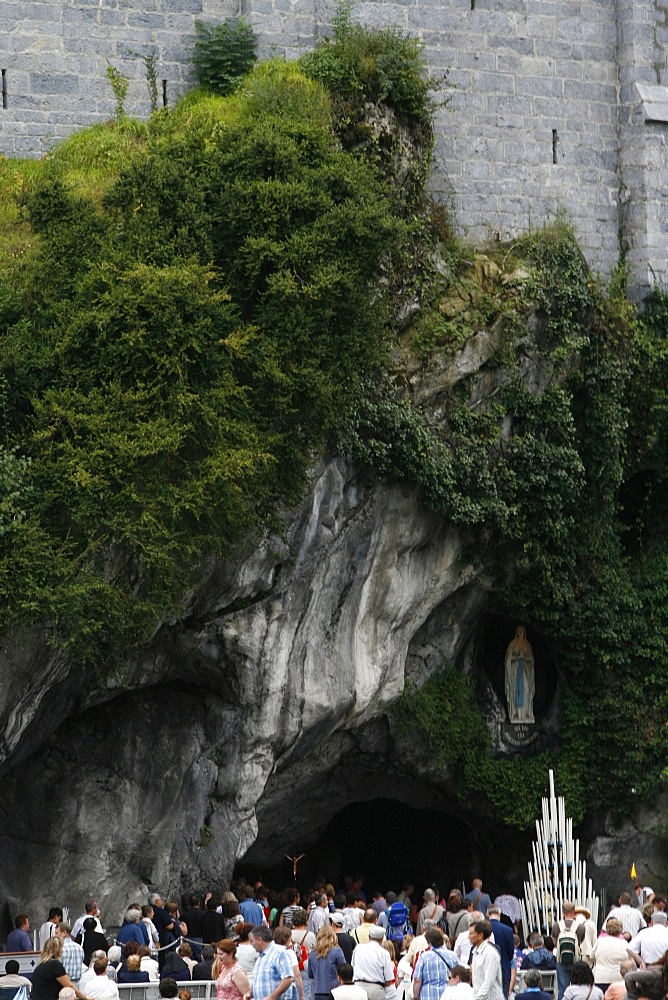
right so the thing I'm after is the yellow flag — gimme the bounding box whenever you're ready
[631,863,637,879]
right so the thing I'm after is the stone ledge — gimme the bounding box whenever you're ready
[636,82,668,123]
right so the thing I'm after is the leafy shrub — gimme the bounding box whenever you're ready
[0,65,406,666]
[301,3,434,127]
[0,444,31,536]
[299,4,440,210]
[193,18,258,96]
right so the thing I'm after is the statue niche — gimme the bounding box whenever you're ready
[504,625,535,724]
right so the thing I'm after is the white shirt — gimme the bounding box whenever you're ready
[441,984,474,1000]
[471,940,503,1000]
[333,987,369,1000]
[39,921,58,950]
[237,942,258,985]
[140,957,159,982]
[606,906,644,938]
[0,974,32,993]
[141,918,159,953]
[344,908,363,930]
[454,930,473,968]
[308,907,329,936]
[79,967,116,992]
[72,914,104,939]
[84,975,119,1000]
[352,942,394,984]
[493,897,521,927]
[396,956,413,1000]
[628,924,668,964]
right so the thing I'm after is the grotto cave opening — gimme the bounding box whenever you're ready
[235,797,478,894]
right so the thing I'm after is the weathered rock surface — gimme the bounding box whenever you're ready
[0,451,487,923]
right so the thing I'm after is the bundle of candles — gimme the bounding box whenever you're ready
[521,769,599,941]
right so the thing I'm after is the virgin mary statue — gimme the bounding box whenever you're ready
[504,625,535,724]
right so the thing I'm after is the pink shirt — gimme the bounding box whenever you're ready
[217,962,244,1000]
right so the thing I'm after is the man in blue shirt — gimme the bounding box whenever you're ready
[240,888,265,927]
[464,881,491,919]
[7,914,33,952]
[246,926,294,1000]
[521,934,556,971]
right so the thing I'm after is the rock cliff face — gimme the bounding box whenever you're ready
[0,302,665,930]
[0,450,487,922]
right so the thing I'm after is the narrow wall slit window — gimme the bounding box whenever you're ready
[2,70,7,110]
[552,129,558,164]
[162,80,168,108]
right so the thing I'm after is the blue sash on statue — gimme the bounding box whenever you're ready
[514,654,525,707]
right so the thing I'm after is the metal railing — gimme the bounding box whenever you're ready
[116,982,216,1000]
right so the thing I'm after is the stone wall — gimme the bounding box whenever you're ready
[616,0,668,298]
[0,0,667,290]
[347,0,620,276]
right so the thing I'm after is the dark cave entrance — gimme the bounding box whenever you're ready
[235,797,478,896]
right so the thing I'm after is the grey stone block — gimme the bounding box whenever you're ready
[523,14,556,40]
[495,114,525,128]
[24,1,61,18]
[563,80,616,104]
[492,35,536,57]
[30,72,79,93]
[100,10,129,24]
[490,95,528,116]
[469,11,514,34]
[552,58,583,82]
[165,13,197,28]
[128,12,166,26]
[475,71,516,94]
[161,0,202,10]
[62,7,98,22]
[7,94,41,110]
[515,75,564,98]
[457,51,496,71]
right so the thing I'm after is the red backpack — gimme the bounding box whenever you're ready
[292,937,308,970]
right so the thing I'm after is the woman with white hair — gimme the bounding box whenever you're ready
[106,946,122,982]
[116,909,147,948]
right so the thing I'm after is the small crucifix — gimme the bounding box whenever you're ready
[286,852,305,882]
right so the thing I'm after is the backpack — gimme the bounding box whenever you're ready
[556,920,580,966]
[386,902,409,942]
[292,935,308,970]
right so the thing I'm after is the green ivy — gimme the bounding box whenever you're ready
[393,668,560,829]
[371,232,668,825]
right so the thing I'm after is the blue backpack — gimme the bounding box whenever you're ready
[386,902,409,941]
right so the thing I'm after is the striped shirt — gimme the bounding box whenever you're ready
[414,947,457,1000]
[61,937,86,982]
[253,942,294,1000]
